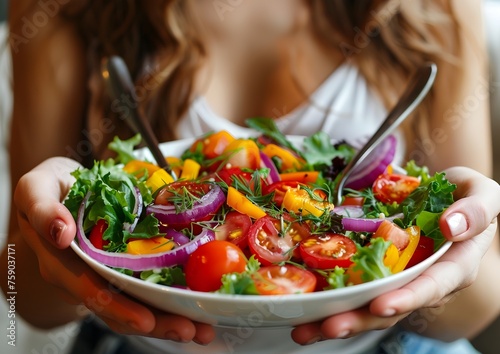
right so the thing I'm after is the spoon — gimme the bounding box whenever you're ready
[336,62,437,205]
[101,56,175,177]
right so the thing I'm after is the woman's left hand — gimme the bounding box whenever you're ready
[291,166,500,345]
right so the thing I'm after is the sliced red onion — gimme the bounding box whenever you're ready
[164,228,190,246]
[123,187,143,233]
[332,206,404,233]
[345,135,397,190]
[146,183,225,225]
[76,192,215,271]
[259,151,280,184]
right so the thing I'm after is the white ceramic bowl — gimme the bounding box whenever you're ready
[70,137,452,328]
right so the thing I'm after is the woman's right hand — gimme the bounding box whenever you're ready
[14,157,215,344]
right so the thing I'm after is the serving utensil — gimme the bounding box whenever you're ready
[336,62,437,205]
[102,56,175,177]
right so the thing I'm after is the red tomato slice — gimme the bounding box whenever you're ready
[263,181,302,206]
[185,240,247,292]
[341,196,365,207]
[405,235,435,269]
[214,211,252,249]
[372,174,420,204]
[154,181,212,205]
[299,233,356,269]
[209,167,253,187]
[373,219,410,251]
[253,265,316,295]
[223,139,261,170]
[88,219,109,250]
[247,215,311,265]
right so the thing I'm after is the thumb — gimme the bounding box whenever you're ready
[439,167,500,242]
[14,157,81,249]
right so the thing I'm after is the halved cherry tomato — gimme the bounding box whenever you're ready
[223,139,261,170]
[209,167,253,187]
[253,265,316,295]
[190,130,235,159]
[185,240,247,292]
[299,233,356,269]
[405,235,434,269]
[155,181,216,230]
[154,181,212,205]
[263,181,301,206]
[372,173,420,204]
[373,219,410,251]
[247,215,311,265]
[214,211,252,249]
[88,219,109,250]
[341,196,365,207]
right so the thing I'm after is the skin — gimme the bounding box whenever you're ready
[1,0,500,347]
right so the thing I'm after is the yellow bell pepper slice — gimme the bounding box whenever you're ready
[262,144,305,171]
[383,244,400,270]
[282,187,333,217]
[227,186,266,219]
[126,236,175,255]
[146,168,174,193]
[180,159,201,180]
[123,160,160,178]
[392,226,420,273]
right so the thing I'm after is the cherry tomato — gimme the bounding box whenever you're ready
[214,211,252,249]
[155,181,217,231]
[373,219,410,251]
[253,265,316,295]
[263,181,301,206]
[299,233,356,269]
[88,219,109,250]
[209,167,253,187]
[189,130,235,159]
[185,240,247,292]
[405,235,434,269]
[372,174,420,204]
[341,196,365,207]
[247,215,311,265]
[222,139,261,170]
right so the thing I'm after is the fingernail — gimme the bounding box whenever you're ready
[337,330,350,339]
[164,331,181,342]
[381,308,396,317]
[446,213,468,237]
[304,335,322,345]
[50,219,67,245]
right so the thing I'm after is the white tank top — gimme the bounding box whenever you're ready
[177,62,405,164]
[131,62,402,354]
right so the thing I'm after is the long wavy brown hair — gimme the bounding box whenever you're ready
[62,0,464,155]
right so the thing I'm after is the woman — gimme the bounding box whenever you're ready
[2,0,500,353]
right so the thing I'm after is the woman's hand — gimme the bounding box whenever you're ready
[291,166,500,345]
[14,157,215,344]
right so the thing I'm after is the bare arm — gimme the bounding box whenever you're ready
[0,0,90,328]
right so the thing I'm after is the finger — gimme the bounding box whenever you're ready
[14,157,81,249]
[291,321,323,345]
[193,322,216,345]
[440,167,500,241]
[369,246,475,317]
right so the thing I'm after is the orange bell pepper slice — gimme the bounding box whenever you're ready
[123,160,160,178]
[127,236,175,255]
[226,186,266,219]
[392,226,420,273]
[279,171,320,184]
[261,144,305,171]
